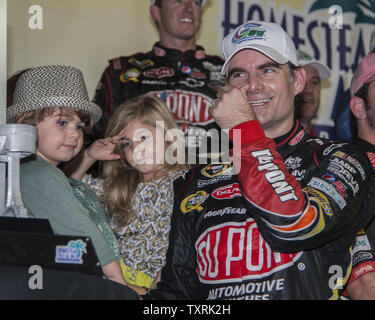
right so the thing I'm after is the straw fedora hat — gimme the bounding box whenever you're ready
[7,65,102,124]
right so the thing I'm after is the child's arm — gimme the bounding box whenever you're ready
[102,262,147,296]
[102,261,127,285]
[70,136,122,180]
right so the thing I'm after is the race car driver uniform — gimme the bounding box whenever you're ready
[343,138,375,294]
[92,42,225,164]
[144,120,375,300]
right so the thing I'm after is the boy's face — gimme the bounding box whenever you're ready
[36,108,85,166]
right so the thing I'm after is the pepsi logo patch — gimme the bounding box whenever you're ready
[181,66,192,74]
[322,173,336,183]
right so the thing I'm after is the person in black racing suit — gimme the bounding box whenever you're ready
[92,0,225,164]
[143,20,375,300]
[344,53,375,299]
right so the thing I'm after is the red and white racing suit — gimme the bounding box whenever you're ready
[144,121,375,300]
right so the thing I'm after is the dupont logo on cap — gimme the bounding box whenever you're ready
[221,20,298,75]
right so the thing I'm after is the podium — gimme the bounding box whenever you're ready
[0,124,138,299]
[0,216,103,276]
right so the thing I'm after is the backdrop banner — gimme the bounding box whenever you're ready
[217,0,375,140]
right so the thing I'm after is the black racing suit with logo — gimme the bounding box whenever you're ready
[344,138,375,291]
[92,42,225,163]
[144,121,375,300]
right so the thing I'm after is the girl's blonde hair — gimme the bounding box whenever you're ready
[102,95,189,228]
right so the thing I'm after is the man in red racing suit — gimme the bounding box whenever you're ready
[143,20,375,300]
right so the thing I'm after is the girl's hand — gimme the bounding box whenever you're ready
[85,135,123,162]
[69,132,126,181]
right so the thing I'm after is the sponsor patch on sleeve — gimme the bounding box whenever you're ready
[307,177,346,209]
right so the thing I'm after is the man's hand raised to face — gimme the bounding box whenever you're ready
[209,83,256,130]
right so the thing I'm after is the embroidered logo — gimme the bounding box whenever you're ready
[180,191,209,214]
[55,240,87,265]
[201,163,233,178]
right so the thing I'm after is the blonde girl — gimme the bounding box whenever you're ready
[75,95,189,295]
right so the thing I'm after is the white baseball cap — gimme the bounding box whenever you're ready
[151,0,206,6]
[296,50,331,80]
[221,21,298,75]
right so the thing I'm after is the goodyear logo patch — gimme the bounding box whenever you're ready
[181,191,209,214]
[307,177,346,209]
[304,186,333,217]
[232,22,266,44]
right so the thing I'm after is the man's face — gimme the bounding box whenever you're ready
[227,49,304,137]
[365,81,375,129]
[298,65,321,122]
[155,0,202,43]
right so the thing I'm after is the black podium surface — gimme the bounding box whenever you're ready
[0,217,139,300]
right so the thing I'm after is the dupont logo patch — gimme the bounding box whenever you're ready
[212,183,242,200]
[195,220,302,283]
[150,90,214,125]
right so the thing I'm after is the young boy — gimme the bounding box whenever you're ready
[7,65,126,286]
